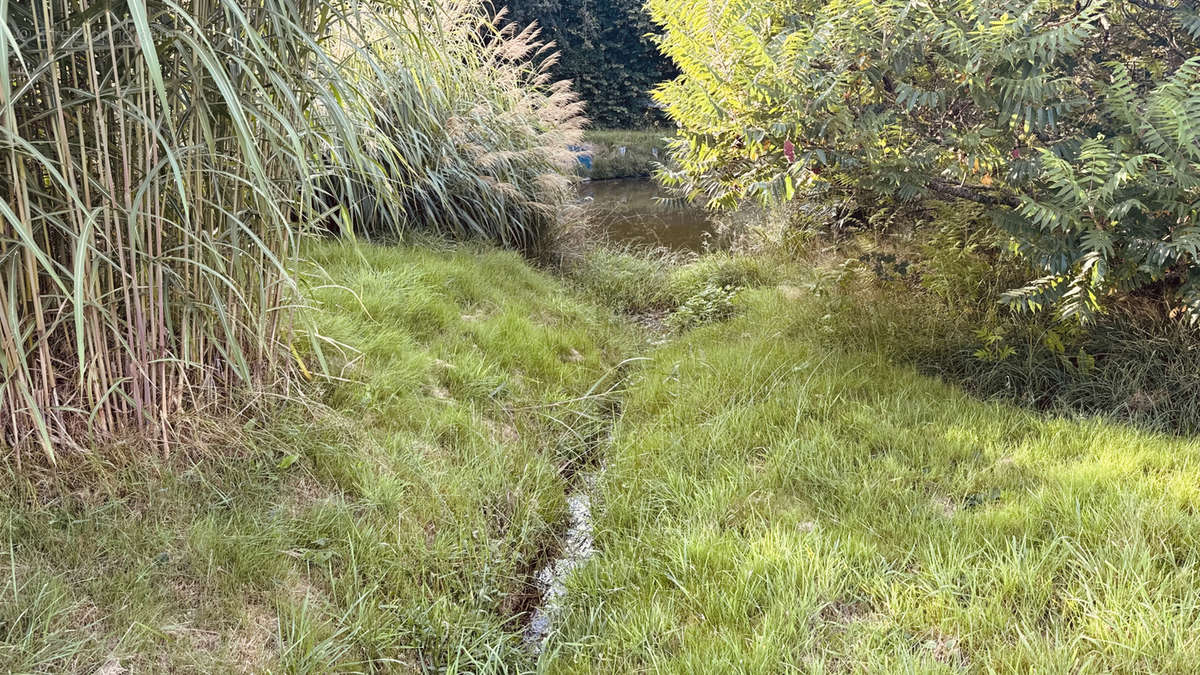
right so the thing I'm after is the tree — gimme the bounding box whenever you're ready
[502,0,675,127]
[649,0,1200,322]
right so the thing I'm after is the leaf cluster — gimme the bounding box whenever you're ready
[650,0,1200,321]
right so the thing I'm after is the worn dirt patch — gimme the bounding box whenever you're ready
[228,603,279,673]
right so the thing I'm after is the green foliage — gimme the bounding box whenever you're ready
[665,283,741,331]
[2,0,324,458]
[666,253,772,300]
[5,236,1200,670]
[501,0,675,127]
[806,227,1200,434]
[649,0,1200,322]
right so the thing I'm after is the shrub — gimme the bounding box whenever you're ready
[649,0,1200,322]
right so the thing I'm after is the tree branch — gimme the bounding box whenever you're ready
[927,179,1021,208]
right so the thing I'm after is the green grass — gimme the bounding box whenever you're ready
[542,287,1200,672]
[0,240,635,672]
[565,247,776,317]
[5,240,1200,672]
[581,130,671,180]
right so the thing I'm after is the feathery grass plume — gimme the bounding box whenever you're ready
[0,0,583,463]
[0,0,329,462]
[319,0,586,255]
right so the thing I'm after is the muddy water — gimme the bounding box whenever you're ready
[578,178,715,252]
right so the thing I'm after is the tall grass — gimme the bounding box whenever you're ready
[319,4,586,252]
[0,0,582,463]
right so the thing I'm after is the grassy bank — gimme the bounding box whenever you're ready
[580,130,670,180]
[0,241,635,672]
[5,241,1200,672]
[544,285,1200,672]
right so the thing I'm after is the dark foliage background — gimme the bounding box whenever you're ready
[501,0,675,127]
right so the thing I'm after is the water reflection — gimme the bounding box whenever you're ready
[577,178,714,252]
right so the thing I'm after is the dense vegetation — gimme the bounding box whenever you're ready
[650,0,1200,322]
[1,0,579,458]
[6,0,1200,671]
[8,241,1200,671]
[501,0,675,127]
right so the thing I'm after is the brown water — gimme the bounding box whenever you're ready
[578,178,715,252]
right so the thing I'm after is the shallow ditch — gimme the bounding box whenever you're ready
[514,358,642,655]
[523,470,600,653]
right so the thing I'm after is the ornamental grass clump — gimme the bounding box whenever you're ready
[0,0,581,462]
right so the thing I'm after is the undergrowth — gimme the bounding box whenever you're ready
[717,198,1200,435]
[806,240,1200,435]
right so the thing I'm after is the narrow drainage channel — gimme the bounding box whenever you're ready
[519,356,647,654]
[523,470,600,654]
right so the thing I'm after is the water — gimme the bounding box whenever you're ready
[524,473,598,654]
[578,178,714,251]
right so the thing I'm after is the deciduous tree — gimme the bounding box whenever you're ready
[650,0,1200,321]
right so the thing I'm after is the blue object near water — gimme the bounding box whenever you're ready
[569,144,593,171]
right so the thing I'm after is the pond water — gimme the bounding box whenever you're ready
[577,178,715,252]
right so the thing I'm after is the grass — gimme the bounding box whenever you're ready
[2,0,582,458]
[565,247,776,317]
[5,239,1200,671]
[0,240,635,672]
[543,286,1200,672]
[580,130,672,180]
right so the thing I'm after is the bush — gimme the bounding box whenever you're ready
[649,0,1200,322]
[666,254,773,302]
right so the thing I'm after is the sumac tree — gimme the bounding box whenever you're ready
[648,0,1200,321]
